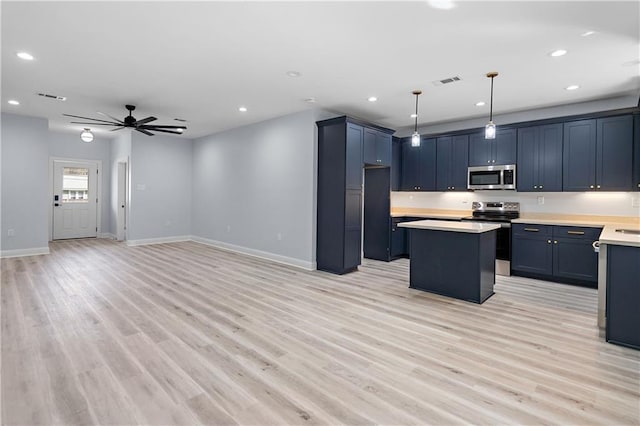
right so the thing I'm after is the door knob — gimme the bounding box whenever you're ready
[54,203,59,207]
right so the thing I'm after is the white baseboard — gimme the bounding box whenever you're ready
[98,233,116,240]
[190,236,315,271]
[126,235,191,247]
[0,246,50,258]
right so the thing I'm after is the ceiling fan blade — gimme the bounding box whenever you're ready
[143,128,184,135]
[133,116,157,125]
[110,127,125,132]
[70,121,123,126]
[135,128,154,136]
[97,111,124,123]
[63,113,120,124]
[139,125,187,130]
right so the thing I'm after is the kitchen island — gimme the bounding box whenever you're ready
[399,220,501,304]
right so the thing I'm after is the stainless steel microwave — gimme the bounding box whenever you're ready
[468,165,516,190]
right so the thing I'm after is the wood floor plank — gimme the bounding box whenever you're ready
[2,238,638,425]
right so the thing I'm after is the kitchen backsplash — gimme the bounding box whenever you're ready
[391,191,640,217]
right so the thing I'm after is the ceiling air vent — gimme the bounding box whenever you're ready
[37,92,66,101]
[432,76,462,86]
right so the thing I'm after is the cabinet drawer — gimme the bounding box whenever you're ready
[553,226,601,240]
[512,224,553,236]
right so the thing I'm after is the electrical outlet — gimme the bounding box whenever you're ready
[277,233,282,241]
[537,196,545,205]
[136,183,146,191]
[226,225,231,233]
[7,229,15,237]
[632,197,640,208]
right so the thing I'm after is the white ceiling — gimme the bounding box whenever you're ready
[2,1,639,139]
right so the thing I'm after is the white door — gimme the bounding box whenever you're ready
[53,161,97,239]
[116,162,127,240]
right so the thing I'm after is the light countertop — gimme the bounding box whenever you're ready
[398,219,501,234]
[511,218,606,227]
[599,225,640,248]
[391,212,466,220]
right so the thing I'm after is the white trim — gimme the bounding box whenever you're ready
[0,247,50,259]
[126,235,191,247]
[49,157,103,240]
[190,236,316,271]
[98,233,116,239]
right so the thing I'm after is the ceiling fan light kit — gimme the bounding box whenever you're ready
[64,104,187,136]
[80,128,94,143]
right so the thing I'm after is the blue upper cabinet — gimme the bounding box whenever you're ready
[517,123,563,192]
[363,128,392,166]
[400,137,436,191]
[346,123,364,189]
[563,116,633,191]
[469,128,517,166]
[635,115,640,191]
[436,135,469,191]
[391,137,402,191]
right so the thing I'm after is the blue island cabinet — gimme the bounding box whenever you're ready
[606,244,640,350]
[400,221,500,304]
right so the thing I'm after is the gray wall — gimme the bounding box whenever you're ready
[1,113,50,254]
[128,132,192,242]
[48,131,112,235]
[191,109,330,269]
[110,132,131,236]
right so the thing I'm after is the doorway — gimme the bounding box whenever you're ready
[116,162,127,241]
[52,160,98,240]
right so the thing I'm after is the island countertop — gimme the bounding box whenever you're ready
[399,219,501,234]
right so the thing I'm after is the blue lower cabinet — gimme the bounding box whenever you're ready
[606,244,640,350]
[390,219,406,258]
[512,223,600,287]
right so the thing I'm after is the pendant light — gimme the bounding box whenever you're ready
[411,90,422,147]
[80,128,94,143]
[485,72,498,139]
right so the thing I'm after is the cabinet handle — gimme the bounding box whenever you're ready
[487,160,490,163]
[492,160,496,163]
[547,240,551,244]
[554,240,558,244]
[539,185,543,189]
[524,228,539,232]
[596,185,601,189]
[590,185,594,189]
[567,231,585,235]
[534,185,538,189]
[451,186,455,190]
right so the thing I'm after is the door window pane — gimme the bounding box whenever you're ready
[62,167,89,203]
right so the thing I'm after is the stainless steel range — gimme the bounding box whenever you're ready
[461,201,520,276]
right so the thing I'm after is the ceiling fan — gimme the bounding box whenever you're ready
[64,104,187,136]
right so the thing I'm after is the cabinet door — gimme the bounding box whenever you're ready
[517,126,538,192]
[376,131,392,166]
[468,132,491,166]
[346,123,364,190]
[363,128,377,166]
[418,138,437,191]
[512,233,553,276]
[451,135,469,191]
[391,137,402,191]
[552,237,598,284]
[363,168,390,261]
[344,189,362,270]
[538,123,563,192]
[606,245,640,349]
[635,115,640,191]
[563,120,597,191]
[401,138,419,190]
[436,136,452,191]
[596,115,633,191]
[494,128,517,165]
[390,219,407,257]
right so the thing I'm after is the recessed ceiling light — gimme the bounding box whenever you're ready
[550,49,567,57]
[16,52,34,61]
[475,101,486,107]
[581,30,596,37]
[286,71,301,78]
[7,100,20,105]
[565,85,580,91]
[238,106,247,112]
[304,97,317,103]
[410,113,418,118]
[428,0,455,10]
[368,96,378,102]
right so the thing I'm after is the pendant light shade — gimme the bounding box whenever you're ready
[411,90,422,147]
[80,128,94,143]
[485,72,498,139]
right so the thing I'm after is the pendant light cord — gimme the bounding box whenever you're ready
[489,75,494,122]
[414,93,419,132]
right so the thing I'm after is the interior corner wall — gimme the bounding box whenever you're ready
[127,132,192,242]
[110,132,131,236]
[48,131,112,235]
[1,113,50,254]
[191,109,330,269]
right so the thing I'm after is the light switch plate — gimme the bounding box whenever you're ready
[632,196,640,208]
[537,196,544,205]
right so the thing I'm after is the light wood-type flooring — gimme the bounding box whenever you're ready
[2,239,639,425]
